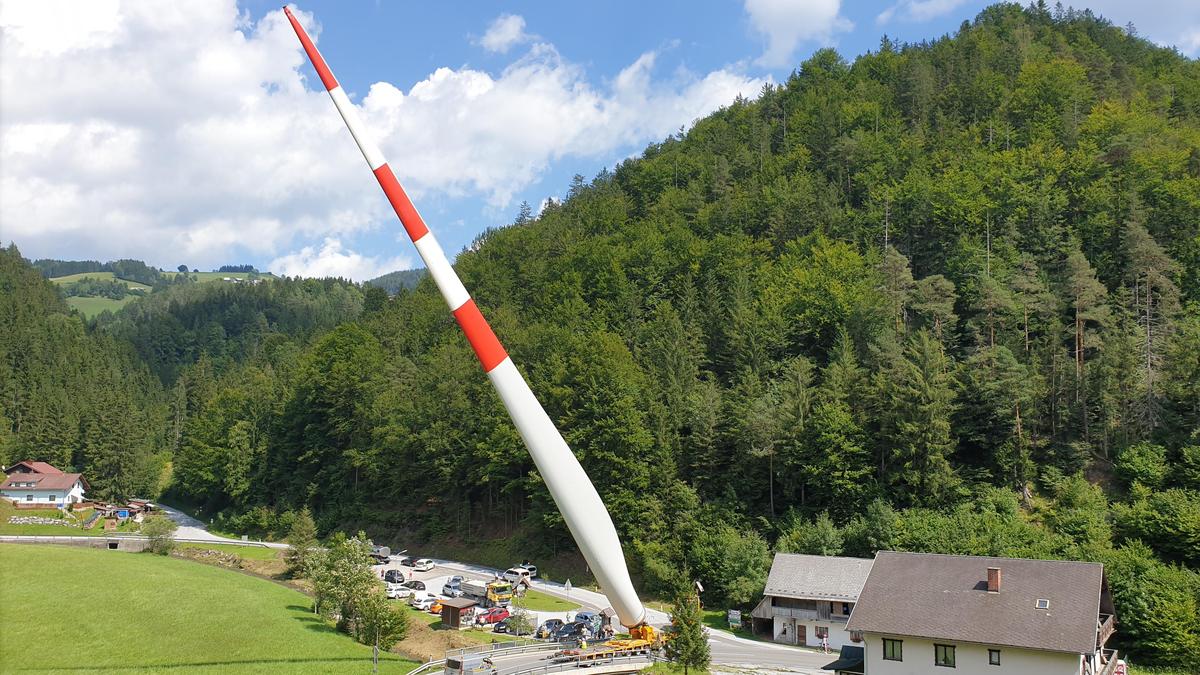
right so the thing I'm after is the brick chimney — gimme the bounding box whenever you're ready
[987,567,1002,593]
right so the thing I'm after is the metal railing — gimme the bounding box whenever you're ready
[446,640,565,661]
[406,659,446,675]
[504,653,660,675]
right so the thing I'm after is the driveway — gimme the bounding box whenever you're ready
[157,503,289,549]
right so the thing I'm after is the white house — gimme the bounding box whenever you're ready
[750,553,873,650]
[2,460,88,506]
[846,551,1119,675]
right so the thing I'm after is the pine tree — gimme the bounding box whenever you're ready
[1064,247,1110,444]
[286,507,319,577]
[1123,220,1180,432]
[666,589,710,675]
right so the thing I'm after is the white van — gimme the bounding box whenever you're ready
[502,567,532,584]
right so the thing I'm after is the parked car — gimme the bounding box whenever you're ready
[493,616,532,636]
[502,567,532,585]
[428,600,443,614]
[412,558,436,572]
[402,580,426,592]
[442,576,464,597]
[385,582,408,599]
[475,607,510,625]
[554,621,589,641]
[397,556,416,567]
[383,569,406,584]
[410,592,437,611]
[516,562,538,578]
[535,619,564,639]
[576,610,600,631]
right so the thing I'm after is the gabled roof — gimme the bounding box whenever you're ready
[846,551,1105,655]
[2,472,86,492]
[5,460,63,475]
[764,553,873,602]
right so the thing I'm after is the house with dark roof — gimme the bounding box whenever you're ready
[846,551,1119,675]
[750,553,873,650]
[1,460,88,506]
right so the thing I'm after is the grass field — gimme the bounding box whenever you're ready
[50,271,153,291]
[514,588,580,612]
[65,295,137,318]
[0,545,418,673]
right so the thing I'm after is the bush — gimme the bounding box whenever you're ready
[1176,446,1200,491]
[141,515,178,555]
[1115,443,1168,490]
[1113,489,1200,567]
[776,512,844,556]
[686,522,770,607]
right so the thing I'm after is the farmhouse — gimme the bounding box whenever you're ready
[846,551,1118,675]
[2,460,88,506]
[750,553,873,650]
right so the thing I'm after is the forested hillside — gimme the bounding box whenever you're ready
[2,3,1198,668]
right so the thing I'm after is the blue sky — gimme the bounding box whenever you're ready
[2,1,1196,279]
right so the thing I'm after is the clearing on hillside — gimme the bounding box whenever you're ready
[0,545,418,673]
[50,271,153,291]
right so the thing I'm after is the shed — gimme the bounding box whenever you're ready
[440,597,477,629]
[821,645,864,674]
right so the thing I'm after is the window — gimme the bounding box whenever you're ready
[989,649,1001,666]
[842,602,851,615]
[816,626,829,638]
[883,638,903,661]
[25,494,33,502]
[935,644,956,667]
[48,495,56,501]
[1036,598,1050,609]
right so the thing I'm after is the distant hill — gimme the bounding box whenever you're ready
[365,268,426,294]
[39,261,278,319]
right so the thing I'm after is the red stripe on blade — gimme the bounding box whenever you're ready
[373,164,430,242]
[453,300,508,372]
[283,7,339,91]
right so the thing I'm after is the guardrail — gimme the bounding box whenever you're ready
[445,639,562,660]
[405,659,446,675]
[0,534,273,548]
[505,653,659,675]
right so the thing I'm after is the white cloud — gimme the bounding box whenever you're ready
[480,14,529,54]
[0,1,767,276]
[877,0,969,25]
[268,238,412,281]
[744,0,852,68]
[1078,1,1200,56]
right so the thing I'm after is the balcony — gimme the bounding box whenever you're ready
[1097,614,1115,649]
[1091,649,1119,675]
[761,606,848,622]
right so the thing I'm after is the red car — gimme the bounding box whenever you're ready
[476,607,510,625]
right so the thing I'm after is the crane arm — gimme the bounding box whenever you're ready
[282,5,648,629]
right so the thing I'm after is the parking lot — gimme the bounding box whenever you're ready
[369,559,581,633]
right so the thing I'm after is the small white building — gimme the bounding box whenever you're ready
[750,553,873,650]
[2,460,88,506]
[846,552,1119,675]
